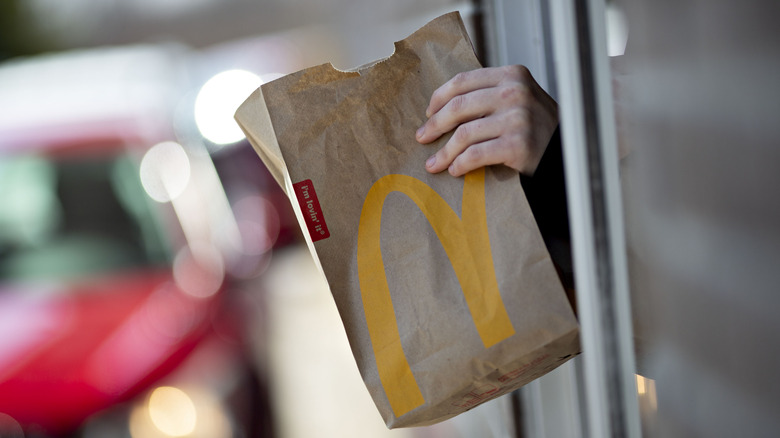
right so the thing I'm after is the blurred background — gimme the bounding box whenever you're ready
[0,1,508,437]
[3,0,780,437]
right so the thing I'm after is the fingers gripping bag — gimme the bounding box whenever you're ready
[235,12,579,428]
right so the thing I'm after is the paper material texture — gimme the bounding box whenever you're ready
[236,12,579,428]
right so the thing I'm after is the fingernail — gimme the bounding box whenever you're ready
[416,126,425,139]
[426,155,436,168]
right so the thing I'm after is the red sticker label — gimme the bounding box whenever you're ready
[293,179,330,242]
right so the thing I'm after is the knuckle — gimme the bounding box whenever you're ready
[463,144,485,163]
[439,141,456,162]
[440,144,461,166]
[424,115,439,132]
[430,87,443,104]
[453,122,473,143]
[506,64,532,82]
[429,88,447,110]
[449,156,467,177]
[499,83,531,106]
[449,94,467,114]
[499,84,521,103]
[504,107,532,129]
[451,71,468,88]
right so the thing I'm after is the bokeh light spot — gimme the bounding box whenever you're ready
[173,242,225,298]
[148,386,197,437]
[194,69,262,145]
[140,141,191,203]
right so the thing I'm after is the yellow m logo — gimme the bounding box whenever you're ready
[357,167,516,418]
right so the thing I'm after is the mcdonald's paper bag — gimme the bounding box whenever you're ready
[235,12,579,428]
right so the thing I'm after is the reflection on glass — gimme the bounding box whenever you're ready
[636,373,657,411]
[194,70,262,145]
[606,3,628,57]
[635,374,658,436]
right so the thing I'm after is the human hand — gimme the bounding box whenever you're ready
[416,65,559,177]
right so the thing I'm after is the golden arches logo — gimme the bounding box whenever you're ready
[357,167,515,417]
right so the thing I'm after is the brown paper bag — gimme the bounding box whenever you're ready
[235,12,579,428]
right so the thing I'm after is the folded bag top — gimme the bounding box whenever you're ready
[235,11,579,428]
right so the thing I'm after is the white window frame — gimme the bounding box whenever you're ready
[480,1,642,436]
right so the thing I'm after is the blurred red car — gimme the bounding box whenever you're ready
[0,45,285,437]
